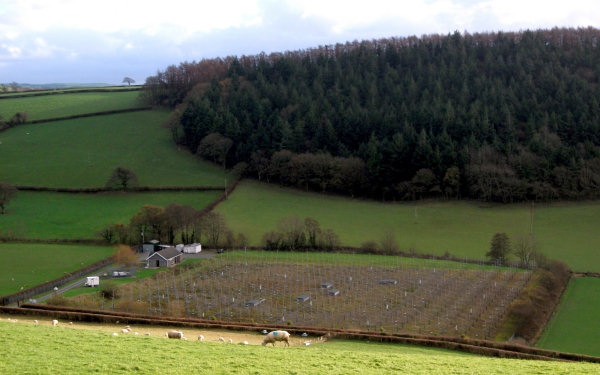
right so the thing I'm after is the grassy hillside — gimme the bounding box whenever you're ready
[0,244,113,296]
[0,110,230,187]
[0,321,598,374]
[0,191,221,239]
[0,90,143,121]
[537,277,600,356]
[217,181,600,272]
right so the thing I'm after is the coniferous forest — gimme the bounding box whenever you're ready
[142,27,600,202]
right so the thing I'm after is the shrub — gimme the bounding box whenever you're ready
[100,281,120,299]
[46,294,70,307]
[360,241,379,254]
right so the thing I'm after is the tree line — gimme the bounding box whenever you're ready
[143,27,600,202]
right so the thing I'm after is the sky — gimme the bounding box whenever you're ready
[1,0,599,85]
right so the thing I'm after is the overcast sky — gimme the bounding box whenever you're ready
[1,0,598,85]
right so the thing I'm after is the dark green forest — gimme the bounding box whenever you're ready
[143,27,600,202]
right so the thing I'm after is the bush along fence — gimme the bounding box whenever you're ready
[4,303,600,363]
[0,256,114,306]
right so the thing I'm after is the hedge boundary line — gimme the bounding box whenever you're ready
[4,304,600,363]
[26,107,153,124]
[0,256,114,306]
[0,87,141,100]
[0,107,153,134]
[15,185,225,193]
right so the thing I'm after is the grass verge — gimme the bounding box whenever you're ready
[536,277,600,356]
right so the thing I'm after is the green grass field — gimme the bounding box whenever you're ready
[0,321,597,374]
[217,181,600,272]
[0,110,230,187]
[537,277,600,356]
[0,244,114,296]
[0,190,221,239]
[0,91,143,121]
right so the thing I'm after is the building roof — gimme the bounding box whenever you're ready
[145,246,182,261]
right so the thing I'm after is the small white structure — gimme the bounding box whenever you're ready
[183,243,202,254]
[175,244,184,252]
[85,276,99,287]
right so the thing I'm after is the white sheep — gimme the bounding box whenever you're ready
[33,320,38,325]
[113,333,118,336]
[52,320,58,327]
[218,337,225,342]
[121,328,130,334]
[198,335,204,341]
[239,341,249,345]
[228,338,233,344]
[262,330,291,347]
[166,330,184,339]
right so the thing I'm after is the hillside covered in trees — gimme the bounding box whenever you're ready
[143,27,600,202]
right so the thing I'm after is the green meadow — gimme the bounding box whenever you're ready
[0,243,114,296]
[0,190,221,239]
[537,277,600,356]
[1,321,598,375]
[0,90,143,121]
[217,181,600,272]
[0,110,230,187]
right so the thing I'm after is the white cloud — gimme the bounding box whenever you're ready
[3,0,263,35]
[1,0,599,83]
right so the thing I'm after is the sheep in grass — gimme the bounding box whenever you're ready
[218,337,225,342]
[262,331,291,347]
[166,330,184,339]
[198,335,204,341]
[52,320,58,327]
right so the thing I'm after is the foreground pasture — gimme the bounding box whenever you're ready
[537,277,600,356]
[0,319,597,374]
[0,190,221,239]
[218,181,600,272]
[0,244,113,296]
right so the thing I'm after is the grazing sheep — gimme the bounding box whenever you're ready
[218,337,225,342]
[134,332,139,336]
[33,320,38,325]
[121,329,130,334]
[304,341,311,346]
[228,338,233,344]
[166,330,184,339]
[240,341,249,345]
[52,320,58,327]
[198,335,204,341]
[113,333,118,336]
[144,333,151,336]
[69,322,73,325]
[262,331,291,347]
